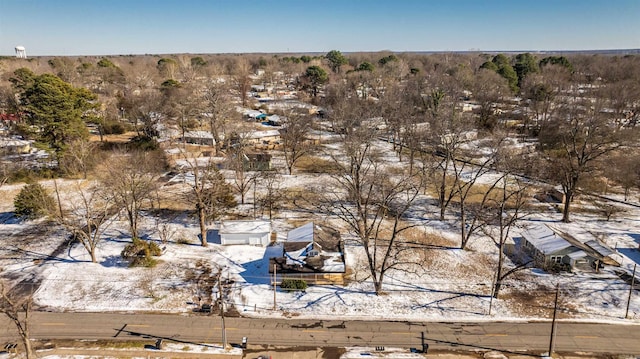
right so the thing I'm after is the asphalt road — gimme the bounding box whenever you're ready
[1,312,639,355]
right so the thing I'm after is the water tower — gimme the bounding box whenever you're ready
[15,46,26,59]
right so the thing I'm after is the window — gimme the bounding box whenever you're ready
[550,256,562,263]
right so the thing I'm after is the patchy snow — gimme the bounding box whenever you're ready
[36,342,242,358]
[1,141,640,327]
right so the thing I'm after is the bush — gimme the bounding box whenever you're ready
[102,121,127,135]
[121,237,163,267]
[14,183,55,220]
[280,279,308,291]
[129,135,159,151]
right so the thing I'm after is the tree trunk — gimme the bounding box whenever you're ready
[90,248,97,263]
[460,200,467,249]
[198,204,208,247]
[492,280,502,299]
[21,323,33,359]
[438,165,448,221]
[562,189,573,223]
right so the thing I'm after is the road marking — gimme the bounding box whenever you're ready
[303,329,325,333]
[42,322,66,326]
[485,334,508,337]
[574,335,599,339]
[128,324,150,328]
[392,332,411,335]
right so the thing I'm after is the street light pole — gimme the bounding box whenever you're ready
[273,263,277,311]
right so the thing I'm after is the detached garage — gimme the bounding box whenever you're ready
[219,220,272,246]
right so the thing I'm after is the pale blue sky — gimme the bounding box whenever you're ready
[1,0,638,56]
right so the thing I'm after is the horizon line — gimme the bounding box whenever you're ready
[4,48,640,58]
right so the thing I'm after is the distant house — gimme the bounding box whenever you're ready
[247,130,281,148]
[181,131,215,146]
[243,152,272,171]
[521,224,617,271]
[270,222,346,285]
[219,220,272,246]
[0,137,32,155]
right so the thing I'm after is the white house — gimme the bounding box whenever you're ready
[219,220,272,246]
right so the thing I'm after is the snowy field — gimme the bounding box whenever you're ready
[1,139,640,325]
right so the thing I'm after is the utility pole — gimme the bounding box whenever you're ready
[253,177,257,219]
[625,263,637,319]
[548,284,559,357]
[273,263,277,311]
[217,270,227,351]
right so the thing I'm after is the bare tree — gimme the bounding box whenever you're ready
[161,81,202,147]
[59,139,100,179]
[539,97,626,222]
[53,181,116,263]
[608,150,640,201]
[98,150,162,239]
[202,81,234,154]
[118,89,163,138]
[522,64,571,136]
[452,147,501,250]
[280,112,314,175]
[0,281,34,359]
[319,109,423,294]
[478,152,533,299]
[257,170,283,221]
[471,69,509,132]
[232,58,253,107]
[225,145,259,205]
[180,153,236,247]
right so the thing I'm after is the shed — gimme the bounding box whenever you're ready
[219,220,272,246]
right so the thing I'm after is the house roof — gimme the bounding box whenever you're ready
[566,249,588,259]
[585,240,615,257]
[522,224,573,255]
[219,220,271,234]
[182,130,214,139]
[287,222,314,242]
[250,130,281,139]
[278,222,344,273]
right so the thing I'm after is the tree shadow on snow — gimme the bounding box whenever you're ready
[236,244,283,285]
[0,211,20,224]
[205,229,221,245]
[618,247,640,266]
[101,254,129,268]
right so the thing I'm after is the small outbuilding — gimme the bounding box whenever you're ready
[219,220,272,246]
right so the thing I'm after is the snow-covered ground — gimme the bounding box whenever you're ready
[1,139,640,325]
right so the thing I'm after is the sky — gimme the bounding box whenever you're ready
[0,0,639,56]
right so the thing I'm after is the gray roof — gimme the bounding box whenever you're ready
[522,224,573,255]
[585,240,615,257]
[287,222,314,242]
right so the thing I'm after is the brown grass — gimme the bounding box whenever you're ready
[89,131,137,143]
[295,156,339,174]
